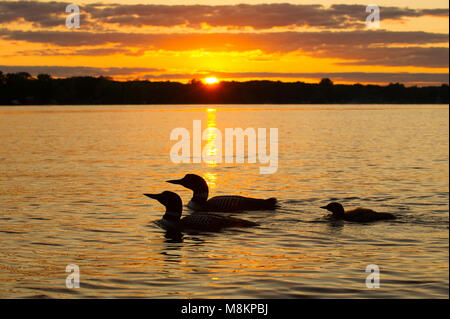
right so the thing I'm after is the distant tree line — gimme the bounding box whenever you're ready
[0,71,448,105]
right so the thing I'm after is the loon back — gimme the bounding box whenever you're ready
[188,195,277,212]
[167,173,278,212]
[320,202,396,223]
[144,191,259,232]
[343,208,396,222]
[179,213,259,231]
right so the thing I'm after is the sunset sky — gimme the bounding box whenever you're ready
[0,0,448,85]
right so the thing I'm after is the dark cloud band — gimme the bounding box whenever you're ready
[143,71,449,85]
[1,29,447,68]
[0,65,447,85]
[0,65,163,77]
[0,2,448,29]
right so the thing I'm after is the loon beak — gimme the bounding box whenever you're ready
[166,179,183,185]
[144,193,160,200]
[320,205,328,209]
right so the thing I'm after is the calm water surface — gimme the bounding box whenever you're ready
[0,104,448,298]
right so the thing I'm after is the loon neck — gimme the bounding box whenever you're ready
[333,213,345,219]
[163,210,182,222]
[192,192,208,203]
[332,209,345,219]
[191,183,209,203]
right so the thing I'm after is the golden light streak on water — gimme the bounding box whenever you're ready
[202,172,217,191]
[204,108,218,167]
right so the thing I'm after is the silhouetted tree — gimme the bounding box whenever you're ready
[189,78,202,86]
[319,78,334,87]
[37,73,52,81]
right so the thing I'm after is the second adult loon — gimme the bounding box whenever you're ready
[320,202,396,222]
[144,191,259,231]
[166,174,277,212]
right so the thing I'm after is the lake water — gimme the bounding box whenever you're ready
[0,104,448,298]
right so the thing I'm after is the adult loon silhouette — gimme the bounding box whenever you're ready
[144,191,259,232]
[166,174,277,212]
[320,202,396,222]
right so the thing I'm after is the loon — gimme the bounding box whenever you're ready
[320,202,396,222]
[144,191,259,232]
[166,174,277,212]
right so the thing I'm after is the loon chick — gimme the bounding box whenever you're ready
[144,191,259,232]
[166,174,277,212]
[320,202,396,222]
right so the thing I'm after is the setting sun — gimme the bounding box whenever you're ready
[204,77,219,84]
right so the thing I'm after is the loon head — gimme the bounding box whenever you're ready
[144,191,183,221]
[320,202,345,217]
[166,174,209,202]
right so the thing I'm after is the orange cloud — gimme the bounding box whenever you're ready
[1,30,447,68]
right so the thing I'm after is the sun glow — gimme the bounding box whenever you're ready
[204,77,219,84]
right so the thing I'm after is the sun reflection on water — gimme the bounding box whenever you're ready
[202,172,217,191]
[204,108,219,167]
[203,109,219,191]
